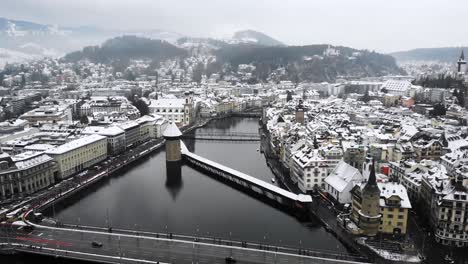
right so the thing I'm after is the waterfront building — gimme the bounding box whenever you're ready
[350,159,382,236]
[150,98,186,125]
[45,134,108,179]
[149,92,194,127]
[117,121,141,148]
[137,115,156,143]
[0,151,58,198]
[82,126,126,155]
[323,160,364,204]
[291,144,329,192]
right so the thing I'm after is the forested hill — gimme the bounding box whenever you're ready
[390,47,466,63]
[63,36,404,83]
[215,44,404,82]
[63,35,187,63]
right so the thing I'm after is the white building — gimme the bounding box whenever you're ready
[82,126,126,155]
[381,80,412,97]
[324,160,364,204]
[291,145,329,192]
[45,134,108,179]
[149,94,194,126]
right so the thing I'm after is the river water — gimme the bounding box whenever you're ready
[9,117,349,263]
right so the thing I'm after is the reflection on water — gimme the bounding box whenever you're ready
[165,161,183,200]
[47,117,348,253]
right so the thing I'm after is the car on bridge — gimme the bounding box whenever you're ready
[225,256,237,263]
[91,241,103,248]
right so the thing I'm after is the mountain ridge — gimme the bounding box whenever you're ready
[390,47,467,63]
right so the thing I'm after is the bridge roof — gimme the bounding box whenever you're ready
[181,142,312,203]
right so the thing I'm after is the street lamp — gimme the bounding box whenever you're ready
[229,231,233,256]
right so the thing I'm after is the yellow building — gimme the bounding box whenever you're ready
[351,181,411,235]
[46,134,108,179]
[378,182,411,235]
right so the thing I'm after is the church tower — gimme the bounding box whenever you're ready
[183,91,194,126]
[458,49,467,74]
[357,158,381,236]
[295,100,305,125]
[362,153,373,182]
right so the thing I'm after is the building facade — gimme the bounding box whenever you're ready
[45,134,108,179]
[0,152,58,198]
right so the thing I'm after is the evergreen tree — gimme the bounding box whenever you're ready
[313,136,319,149]
[133,99,149,116]
[192,62,204,84]
[361,87,371,103]
[430,103,446,116]
[457,89,466,107]
[80,115,89,124]
[286,90,293,102]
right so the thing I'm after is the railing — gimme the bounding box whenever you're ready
[181,132,260,141]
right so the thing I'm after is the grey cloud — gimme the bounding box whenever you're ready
[1,0,467,52]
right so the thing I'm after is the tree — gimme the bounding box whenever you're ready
[430,103,446,116]
[133,99,149,116]
[313,136,319,149]
[21,75,26,87]
[192,62,204,84]
[457,89,466,107]
[80,115,89,124]
[286,90,293,102]
[361,87,371,103]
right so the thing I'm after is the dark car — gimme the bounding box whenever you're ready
[91,241,103,248]
[225,256,237,263]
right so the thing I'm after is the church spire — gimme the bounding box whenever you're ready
[368,159,377,186]
[363,158,379,194]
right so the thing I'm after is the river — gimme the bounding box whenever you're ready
[9,117,348,263]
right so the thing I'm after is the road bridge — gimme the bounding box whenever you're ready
[0,214,371,264]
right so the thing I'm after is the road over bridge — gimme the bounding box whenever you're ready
[1,218,371,264]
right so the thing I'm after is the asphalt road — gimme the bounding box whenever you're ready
[1,226,370,264]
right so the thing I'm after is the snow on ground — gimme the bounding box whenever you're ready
[0,48,38,69]
[356,237,421,263]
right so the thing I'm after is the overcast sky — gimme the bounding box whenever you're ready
[1,0,467,53]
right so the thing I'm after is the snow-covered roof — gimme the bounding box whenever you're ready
[150,98,185,108]
[82,126,125,136]
[180,141,312,203]
[45,134,106,155]
[163,122,182,138]
[378,182,412,209]
[325,161,363,192]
